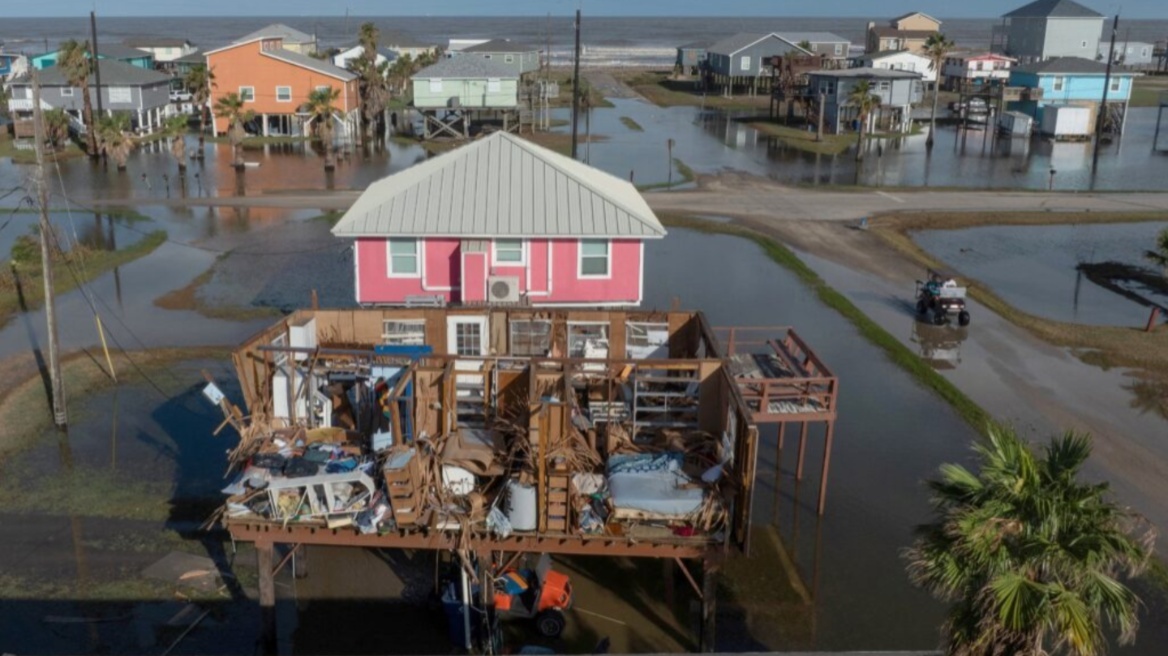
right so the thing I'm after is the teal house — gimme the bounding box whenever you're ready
[1007,56,1137,127]
[32,43,155,70]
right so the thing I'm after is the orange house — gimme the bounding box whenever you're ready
[205,36,360,139]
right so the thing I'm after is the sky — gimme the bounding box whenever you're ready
[13,0,1163,19]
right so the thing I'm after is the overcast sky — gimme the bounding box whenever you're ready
[12,0,1157,19]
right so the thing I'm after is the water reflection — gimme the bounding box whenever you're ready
[911,321,969,370]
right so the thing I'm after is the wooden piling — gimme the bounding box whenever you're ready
[699,556,719,652]
[257,541,277,655]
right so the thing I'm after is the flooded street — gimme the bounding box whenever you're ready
[914,221,1168,327]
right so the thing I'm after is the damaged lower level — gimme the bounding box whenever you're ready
[206,307,838,652]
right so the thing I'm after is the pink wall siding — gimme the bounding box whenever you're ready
[354,237,643,305]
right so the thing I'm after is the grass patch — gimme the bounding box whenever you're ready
[637,158,696,191]
[618,70,770,111]
[619,116,644,132]
[0,226,167,327]
[0,346,231,460]
[0,572,181,601]
[544,69,614,108]
[748,120,853,155]
[0,131,86,164]
[153,261,283,322]
[1130,75,1168,108]
[660,213,994,432]
[869,211,1168,382]
[0,465,174,522]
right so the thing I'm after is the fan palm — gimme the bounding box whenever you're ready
[349,24,391,144]
[96,113,134,170]
[58,39,99,158]
[847,79,881,162]
[161,114,189,172]
[1146,227,1168,274]
[213,92,253,169]
[906,426,1154,656]
[184,64,215,152]
[924,33,955,149]
[304,86,341,170]
[43,108,71,151]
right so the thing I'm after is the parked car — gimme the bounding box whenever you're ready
[169,89,192,103]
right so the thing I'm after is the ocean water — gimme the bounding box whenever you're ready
[2,16,1167,67]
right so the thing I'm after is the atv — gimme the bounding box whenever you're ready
[916,268,971,327]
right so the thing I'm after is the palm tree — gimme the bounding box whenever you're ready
[847,80,881,162]
[924,33,955,149]
[213,92,253,170]
[304,86,341,170]
[161,114,189,172]
[96,113,134,170]
[43,108,71,151]
[1146,227,1168,275]
[184,64,215,153]
[58,39,98,158]
[349,23,390,144]
[906,426,1154,656]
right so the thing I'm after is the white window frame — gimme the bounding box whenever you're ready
[1109,78,1121,92]
[60,87,74,97]
[239,85,255,102]
[381,319,426,345]
[429,78,443,93]
[567,322,609,359]
[578,239,611,279]
[504,54,515,63]
[271,333,288,367]
[487,77,502,93]
[1052,76,1065,92]
[386,238,421,278]
[1081,40,1088,48]
[509,319,552,357]
[275,85,292,102]
[492,238,525,266]
[315,85,331,93]
[625,322,670,359]
[740,55,751,70]
[834,44,843,56]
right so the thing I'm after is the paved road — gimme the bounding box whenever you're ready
[643,177,1168,222]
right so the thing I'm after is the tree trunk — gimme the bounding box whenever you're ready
[927,78,940,148]
[855,112,867,162]
[80,80,98,158]
[198,109,206,153]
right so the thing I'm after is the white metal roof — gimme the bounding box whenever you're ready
[331,132,667,240]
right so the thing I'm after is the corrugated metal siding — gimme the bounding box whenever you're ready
[332,132,666,239]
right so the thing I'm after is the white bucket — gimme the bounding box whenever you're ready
[506,480,537,531]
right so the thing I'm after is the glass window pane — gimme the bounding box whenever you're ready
[581,240,607,256]
[392,255,417,274]
[390,239,416,254]
[581,257,607,276]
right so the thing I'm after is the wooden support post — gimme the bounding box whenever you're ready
[293,544,309,579]
[817,421,835,516]
[257,541,277,656]
[795,421,809,481]
[699,557,719,652]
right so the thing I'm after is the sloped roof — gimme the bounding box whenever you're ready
[124,37,192,48]
[1013,56,1134,74]
[412,56,518,79]
[861,49,930,61]
[776,32,850,45]
[1004,0,1103,18]
[870,27,938,38]
[678,41,711,50]
[707,32,806,57]
[235,23,314,45]
[96,43,154,60]
[461,39,536,54]
[12,58,169,86]
[173,50,206,65]
[892,11,941,25]
[331,132,666,240]
[809,67,924,79]
[263,48,355,81]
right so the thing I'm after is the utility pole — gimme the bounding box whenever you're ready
[90,11,104,119]
[31,70,68,429]
[1093,14,1119,173]
[570,8,582,159]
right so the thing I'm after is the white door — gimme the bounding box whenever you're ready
[447,316,489,405]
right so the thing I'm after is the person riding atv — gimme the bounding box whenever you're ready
[916,269,971,327]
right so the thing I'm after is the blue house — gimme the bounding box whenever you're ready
[1007,56,1136,129]
[32,43,155,70]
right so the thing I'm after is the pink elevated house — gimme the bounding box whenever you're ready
[332,132,667,307]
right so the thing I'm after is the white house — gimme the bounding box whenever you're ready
[855,50,936,83]
[448,39,490,53]
[994,0,1105,64]
[123,37,197,63]
[1098,41,1155,68]
[941,52,1017,90]
[333,44,398,70]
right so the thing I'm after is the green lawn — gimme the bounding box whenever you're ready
[0,132,85,164]
[1130,75,1168,107]
[619,70,772,111]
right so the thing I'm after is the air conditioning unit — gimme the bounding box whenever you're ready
[488,276,521,303]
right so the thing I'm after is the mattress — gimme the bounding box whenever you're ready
[606,453,704,520]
